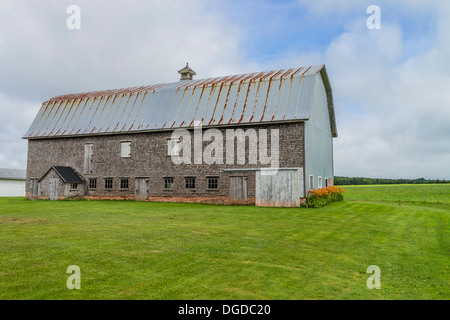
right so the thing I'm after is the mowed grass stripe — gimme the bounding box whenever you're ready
[0,186,448,300]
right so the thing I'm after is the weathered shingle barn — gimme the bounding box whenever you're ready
[24,64,337,206]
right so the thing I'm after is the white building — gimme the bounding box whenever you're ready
[0,168,26,197]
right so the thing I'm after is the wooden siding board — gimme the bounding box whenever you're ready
[255,168,303,207]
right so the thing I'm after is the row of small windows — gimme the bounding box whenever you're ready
[87,177,219,190]
[309,175,329,189]
[88,178,128,190]
[165,177,219,190]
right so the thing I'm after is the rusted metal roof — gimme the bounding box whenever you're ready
[23,65,337,139]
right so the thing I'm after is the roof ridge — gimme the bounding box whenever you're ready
[47,65,324,103]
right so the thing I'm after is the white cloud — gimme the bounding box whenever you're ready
[325,3,450,178]
[0,93,40,169]
[0,0,253,169]
[0,0,249,101]
[1,0,449,179]
[269,1,450,178]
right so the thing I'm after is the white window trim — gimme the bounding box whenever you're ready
[309,175,314,189]
[318,176,323,189]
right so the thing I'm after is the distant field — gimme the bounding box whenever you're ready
[0,184,448,300]
[344,184,450,206]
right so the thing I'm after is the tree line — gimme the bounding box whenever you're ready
[334,176,450,186]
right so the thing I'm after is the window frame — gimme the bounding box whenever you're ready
[119,178,129,190]
[207,177,219,191]
[309,175,314,189]
[185,177,196,189]
[69,183,78,191]
[318,176,323,189]
[89,178,97,190]
[104,178,113,190]
[164,177,175,190]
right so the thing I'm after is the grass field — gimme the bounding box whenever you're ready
[0,184,448,300]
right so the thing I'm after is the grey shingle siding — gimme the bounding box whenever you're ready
[26,122,305,202]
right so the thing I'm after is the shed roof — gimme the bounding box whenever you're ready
[0,168,26,180]
[39,166,84,184]
[23,65,337,139]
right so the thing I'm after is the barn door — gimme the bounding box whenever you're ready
[49,178,59,201]
[135,178,149,201]
[255,169,302,207]
[230,176,248,202]
[30,179,39,199]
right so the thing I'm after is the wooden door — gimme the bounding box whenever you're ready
[230,176,248,202]
[49,178,59,201]
[30,179,39,199]
[255,169,303,207]
[135,178,149,201]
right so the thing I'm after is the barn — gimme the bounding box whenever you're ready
[23,64,337,206]
[0,168,26,197]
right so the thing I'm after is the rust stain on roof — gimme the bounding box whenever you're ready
[24,65,334,139]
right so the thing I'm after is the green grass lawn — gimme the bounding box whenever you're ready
[0,184,448,300]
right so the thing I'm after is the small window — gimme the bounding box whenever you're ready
[104,178,113,190]
[120,178,129,190]
[167,138,180,156]
[207,177,219,190]
[69,183,78,190]
[318,176,323,189]
[120,142,131,158]
[309,175,314,189]
[164,177,174,190]
[89,179,97,189]
[325,177,329,188]
[185,177,196,189]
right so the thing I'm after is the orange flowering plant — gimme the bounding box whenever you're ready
[306,186,345,208]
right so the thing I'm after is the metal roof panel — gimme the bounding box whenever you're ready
[24,65,337,138]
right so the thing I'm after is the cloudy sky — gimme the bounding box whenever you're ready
[1,0,449,179]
